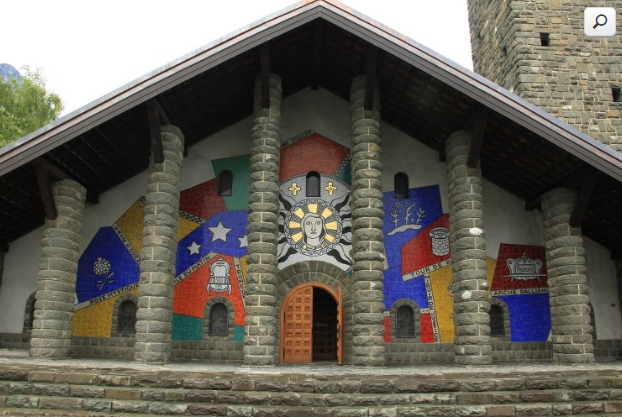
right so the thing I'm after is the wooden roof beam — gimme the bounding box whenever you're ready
[260,43,271,109]
[467,106,490,169]
[569,169,600,228]
[311,20,323,90]
[364,44,378,111]
[33,159,57,220]
[147,100,164,164]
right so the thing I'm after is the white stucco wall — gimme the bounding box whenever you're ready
[585,237,622,339]
[1,87,620,340]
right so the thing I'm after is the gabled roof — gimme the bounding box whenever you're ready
[1,0,622,255]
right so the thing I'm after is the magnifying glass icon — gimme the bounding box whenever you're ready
[593,14,608,28]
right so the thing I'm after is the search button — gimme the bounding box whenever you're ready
[585,8,616,37]
[593,14,608,29]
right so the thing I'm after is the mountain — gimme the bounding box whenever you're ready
[0,63,22,84]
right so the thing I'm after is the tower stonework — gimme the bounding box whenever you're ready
[468,0,622,152]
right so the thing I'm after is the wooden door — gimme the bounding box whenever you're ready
[281,285,314,363]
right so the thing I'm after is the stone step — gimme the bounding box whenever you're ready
[1,357,622,415]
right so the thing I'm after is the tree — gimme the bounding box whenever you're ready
[0,67,63,148]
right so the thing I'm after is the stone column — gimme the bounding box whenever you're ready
[30,179,86,357]
[446,130,492,366]
[541,188,594,364]
[134,125,184,363]
[244,74,282,366]
[349,75,386,366]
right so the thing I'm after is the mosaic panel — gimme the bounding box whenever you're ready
[212,155,251,210]
[278,173,352,272]
[75,227,140,304]
[171,314,203,340]
[491,244,550,342]
[74,155,251,340]
[280,131,351,181]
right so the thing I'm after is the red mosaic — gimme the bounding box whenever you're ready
[180,180,227,220]
[491,244,547,291]
[401,214,451,276]
[280,133,350,180]
[173,254,245,326]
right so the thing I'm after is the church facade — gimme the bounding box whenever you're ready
[1,1,621,366]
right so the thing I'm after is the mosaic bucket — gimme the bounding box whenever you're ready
[429,227,450,256]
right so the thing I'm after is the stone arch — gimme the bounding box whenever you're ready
[203,296,236,339]
[111,293,138,337]
[389,298,421,342]
[22,292,36,335]
[276,261,353,363]
[490,297,511,341]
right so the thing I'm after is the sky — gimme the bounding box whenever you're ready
[3,0,473,115]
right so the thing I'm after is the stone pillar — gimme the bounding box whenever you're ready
[349,75,386,366]
[30,179,86,357]
[541,188,594,364]
[134,125,184,363]
[244,74,282,366]
[446,130,492,366]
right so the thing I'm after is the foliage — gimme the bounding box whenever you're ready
[0,67,63,148]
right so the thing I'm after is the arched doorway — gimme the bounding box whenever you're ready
[280,283,343,364]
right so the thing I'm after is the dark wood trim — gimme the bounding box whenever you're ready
[147,100,164,164]
[260,43,271,109]
[311,19,323,90]
[570,170,600,228]
[34,161,57,220]
[154,98,171,125]
[364,44,378,111]
[467,106,490,169]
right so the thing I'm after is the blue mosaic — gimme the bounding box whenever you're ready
[76,227,139,303]
[498,294,551,342]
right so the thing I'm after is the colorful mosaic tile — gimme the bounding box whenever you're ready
[491,244,550,342]
[76,227,140,304]
[172,314,203,340]
[212,155,251,210]
[280,132,350,180]
[180,179,227,220]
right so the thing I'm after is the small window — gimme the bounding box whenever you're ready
[394,172,409,199]
[218,170,233,196]
[396,305,416,338]
[306,171,321,197]
[117,300,137,333]
[490,305,505,337]
[613,87,621,103]
[209,303,229,336]
[540,33,550,46]
[502,46,508,57]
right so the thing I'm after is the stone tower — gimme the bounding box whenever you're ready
[467,0,622,152]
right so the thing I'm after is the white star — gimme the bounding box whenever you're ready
[209,221,232,242]
[238,235,248,248]
[187,241,201,255]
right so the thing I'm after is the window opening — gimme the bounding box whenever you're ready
[218,170,233,196]
[117,300,137,333]
[306,171,321,197]
[395,305,416,337]
[490,304,505,337]
[209,303,229,336]
[613,87,621,103]
[540,33,550,46]
[394,172,409,199]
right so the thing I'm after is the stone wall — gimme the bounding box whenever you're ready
[468,0,622,151]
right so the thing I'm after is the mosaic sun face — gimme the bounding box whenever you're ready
[284,199,342,256]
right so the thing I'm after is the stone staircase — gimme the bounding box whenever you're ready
[0,356,622,416]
